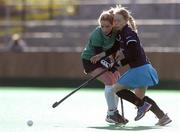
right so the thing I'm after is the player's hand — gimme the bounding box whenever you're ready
[115,50,124,61]
[90,52,105,64]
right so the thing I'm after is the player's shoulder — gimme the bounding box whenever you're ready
[123,26,136,36]
[91,26,101,35]
[122,26,138,41]
[90,26,103,39]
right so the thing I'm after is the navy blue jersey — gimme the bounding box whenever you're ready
[106,24,149,68]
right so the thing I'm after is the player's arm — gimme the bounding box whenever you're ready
[94,46,103,54]
[90,40,120,64]
[104,34,139,67]
[105,40,120,56]
[120,41,139,66]
[118,31,139,66]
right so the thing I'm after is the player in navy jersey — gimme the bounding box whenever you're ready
[91,6,172,126]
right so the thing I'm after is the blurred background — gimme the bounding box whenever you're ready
[0,0,179,89]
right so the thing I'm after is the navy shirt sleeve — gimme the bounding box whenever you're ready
[120,41,139,66]
[120,31,139,66]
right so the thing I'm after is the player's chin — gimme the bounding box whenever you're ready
[103,32,109,35]
[114,26,121,30]
[103,31,111,36]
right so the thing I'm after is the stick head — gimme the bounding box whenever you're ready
[52,102,59,108]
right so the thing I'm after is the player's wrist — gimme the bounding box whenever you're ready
[117,60,122,67]
[99,52,105,58]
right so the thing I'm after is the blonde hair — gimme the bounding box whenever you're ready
[98,9,114,25]
[112,5,137,33]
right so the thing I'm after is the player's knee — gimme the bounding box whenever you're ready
[135,91,145,99]
[134,88,146,99]
[104,81,114,85]
[112,83,124,93]
[102,76,114,85]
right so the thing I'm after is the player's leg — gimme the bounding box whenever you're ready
[134,87,146,99]
[110,70,129,124]
[135,88,164,118]
[112,70,120,109]
[143,96,172,126]
[91,68,127,124]
[134,88,172,126]
[113,83,152,121]
[108,70,129,124]
[92,68,118,112]
[82,59,126,124]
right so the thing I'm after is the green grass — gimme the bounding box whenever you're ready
[0,87,178,132]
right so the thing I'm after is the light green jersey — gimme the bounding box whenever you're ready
[81,26,117,60]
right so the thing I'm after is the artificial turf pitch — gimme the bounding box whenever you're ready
[0,87,179,132]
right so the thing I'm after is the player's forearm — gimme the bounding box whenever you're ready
[105,41,120,56]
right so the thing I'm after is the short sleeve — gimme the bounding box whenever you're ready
[124,31,138,45]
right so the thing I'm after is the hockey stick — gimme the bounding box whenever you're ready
[120,97,124,119]
[52,68,108,108]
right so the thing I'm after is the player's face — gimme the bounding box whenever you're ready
[114,14,126,30]
[100,20,113,35]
